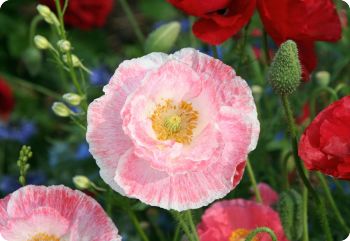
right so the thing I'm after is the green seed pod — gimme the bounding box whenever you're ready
[289,189,303,240]
[278,189,304,241]
[145,21,181,53]
[268,40,301,95]
[277,191,294,240]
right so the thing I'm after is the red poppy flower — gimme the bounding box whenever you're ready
[257,0,342,80]
[0,77,15,120]
[298,96,350,180]
[40,0,114,30]
[168,0,256,45]
[167,0,231,16]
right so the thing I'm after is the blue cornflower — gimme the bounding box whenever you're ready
[0,121,37,143]
[90,66,112,86]
[75,142,91,160]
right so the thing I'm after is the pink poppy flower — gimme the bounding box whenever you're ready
[197,199,289,241]
[251,183,279,206]
[87,48,259,211]
[0,185,121,241]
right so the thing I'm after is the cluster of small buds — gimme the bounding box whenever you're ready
[73,175,106,192]
[17,145,33,186]
[37,4,60,27]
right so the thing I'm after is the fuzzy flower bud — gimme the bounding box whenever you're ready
[145,21,181,53]
[63,93,82,106]
[57,40,72,53]
[63,54,81,67]
[315,71,330,87]
[268,40,301,95]
[73,175,91,190]
[34,35,51,50]
[52,102,71,117]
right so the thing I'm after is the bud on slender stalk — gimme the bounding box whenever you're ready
[73,175,91,190]
[145,21,181,53]
[63,93,82,106]
[268,40,301,95]
[37,4,51,18]
[63,54,81,67]
[34,35,51,50]
[315,71,330,87]
[52,102,71,117]
[57,40,72,53]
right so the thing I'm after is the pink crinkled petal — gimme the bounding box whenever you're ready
[115,106,251,210]
[1,207,69,240]
[87,52,169,193]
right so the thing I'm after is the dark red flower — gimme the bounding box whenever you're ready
[257,0,342,80]
[0,77,15,120]
[298,96,350,180]
[168,0,256,45]
[167,0,231,16]
[40,0,114,30]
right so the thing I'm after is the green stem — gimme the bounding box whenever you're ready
[172,224,181,241]
[246,227,278,241]
[186,210,200,241]
[171,211,196,241]
[119,0,145,44]
[302,178,309,241]
[317,172,350,233]
[54,0,82,94]
[247,159,263,203]
[126,209,150,241]
[280,94,333,241]
[2,73,61,98]
[29,15,43,46]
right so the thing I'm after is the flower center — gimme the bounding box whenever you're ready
[28,233,61,241]
[229,228,259,241]
[150,99,198,144]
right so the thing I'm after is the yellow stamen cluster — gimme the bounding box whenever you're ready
[29,233,61,241]
[150,99,198,144]
[229,228,259,241]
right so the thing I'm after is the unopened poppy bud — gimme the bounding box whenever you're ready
[57,40,71,53]
[34,35,51,50]
[145,21,181,53]
[52,102,71,117]
[63,54,81,67]
[315,71,330,87]
[63,93,82,106]
[268,40,301,95]
[73,175,91,190]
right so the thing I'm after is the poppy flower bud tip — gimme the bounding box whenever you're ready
[268,40,301,95]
